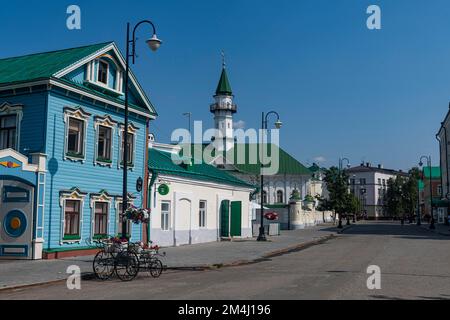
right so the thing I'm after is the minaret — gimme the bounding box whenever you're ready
[210,52,236,152]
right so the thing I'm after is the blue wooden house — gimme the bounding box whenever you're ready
[0,42,156,259]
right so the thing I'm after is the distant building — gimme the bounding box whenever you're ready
[420,167,444,222]
[347,163,408,219]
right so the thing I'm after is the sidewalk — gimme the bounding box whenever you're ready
[0,223,345,290]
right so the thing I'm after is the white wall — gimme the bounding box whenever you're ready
[149,174,253,247]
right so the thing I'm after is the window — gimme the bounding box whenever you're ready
[276,190,284,203]
[360,178,366,185]
[98,60,108,85]
[262,191,267,204]
[121,132,135,166]
[64,200,81,238]
[94,202,108,237]
[382,179,386,186]
[117,203,132,237]
[67,118,84,156]
[199,201,207,228]
[378,178,381,185]
[438,185,443,196]
[161,201,170,231]
[0,115,17,150]
[350,179,355,185]
[97,125,112,162]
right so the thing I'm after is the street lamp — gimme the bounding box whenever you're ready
[337,157,350,228]
[257,111,282,242]
[121,20,162,240]
[419,156,435,230]
[183,112,192,134]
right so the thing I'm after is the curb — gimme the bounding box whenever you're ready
[0,272,94,293]
[165,233,337,270]
[336,224,355,234]
[0,233,338,292]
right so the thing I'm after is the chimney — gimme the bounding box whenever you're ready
[378,164,383,169]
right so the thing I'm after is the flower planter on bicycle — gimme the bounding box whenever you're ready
[92,206,164,282]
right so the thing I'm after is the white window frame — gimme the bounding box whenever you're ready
[118,123,139,169]
[199,200,207,229]
[90,191,113,240]
[85,55,124,95]
[97,59,109,86]
[0,102,23,151]
[161,201,171,231]
[59,188,87,244]
[63,107,91,163]
[94,115,117,167]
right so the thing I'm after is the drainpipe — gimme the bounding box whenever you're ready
[147,169,158,245]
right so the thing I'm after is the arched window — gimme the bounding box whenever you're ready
[276,190,284,203]
[262,191,267,204]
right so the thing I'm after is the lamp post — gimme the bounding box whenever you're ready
[121,20,162,240]
[417,178,421,226]
[183,112,192,134]
[257,111,282,242]
[419,156,435,230]
[337,158,350,228]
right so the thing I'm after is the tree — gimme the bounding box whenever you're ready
[322,166,350,225]
[402,168,419,219]
[384,169,419,220]
[344,193,361,217]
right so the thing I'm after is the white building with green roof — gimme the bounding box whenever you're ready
[148,143,255,246]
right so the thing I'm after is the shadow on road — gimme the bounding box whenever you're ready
[320,222,450,241]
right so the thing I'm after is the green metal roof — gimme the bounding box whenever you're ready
[418,180,424,191]
[0,42,156,116]
[187,144,311,176]
[422,166,441,179]
[148,148,255,189]
[0,42,111,85]
[215,68,232,95]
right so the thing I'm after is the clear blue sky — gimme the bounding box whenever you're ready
[1,0,449,170]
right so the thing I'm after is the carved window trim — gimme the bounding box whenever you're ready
[63,107,91,163]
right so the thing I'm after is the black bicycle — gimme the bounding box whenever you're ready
[92,239,139,281]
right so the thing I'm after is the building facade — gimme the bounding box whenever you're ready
[0,42,155,259]
[347,163,408,219]
[148,143,255,247]
[420,167,443,221]
[437,108,450,222]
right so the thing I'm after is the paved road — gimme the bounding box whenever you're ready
[2,221,450,300]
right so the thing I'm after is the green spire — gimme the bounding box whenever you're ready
[215,67,233,96]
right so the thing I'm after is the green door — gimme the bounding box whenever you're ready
[230,201,242,237]
[220,200,230,237]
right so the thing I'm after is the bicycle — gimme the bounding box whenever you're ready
[91,237,139,282]
[128,241,166,278]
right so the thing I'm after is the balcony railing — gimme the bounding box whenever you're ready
[210,103,237,113]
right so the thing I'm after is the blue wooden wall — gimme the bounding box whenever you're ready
[43,90,148,250]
